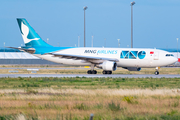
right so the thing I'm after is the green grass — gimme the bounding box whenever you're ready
[0,113,180,120]
[108,101,124,111]
[0,77,180,119]
[0,77,179,89]
[73,103,89,110]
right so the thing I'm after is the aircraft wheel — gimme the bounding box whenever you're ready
[103,71,112,74]
[154,71,159,75]
[87,70,97,74]
[92,70,97,74]
[87,70,92,74]
[107,71,112,74]
[103,70,107,74]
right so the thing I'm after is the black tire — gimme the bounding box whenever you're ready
[154,71,157,75]
[103,71,112,74]
[102,71,107,74]
[92,70,97,74]
[155,71,159,75]
[87,70,92,74]
[108,71,112,74]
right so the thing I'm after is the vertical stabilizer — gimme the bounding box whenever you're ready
[17,18,51,47]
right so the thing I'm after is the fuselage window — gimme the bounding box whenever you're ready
[166,54,174,57]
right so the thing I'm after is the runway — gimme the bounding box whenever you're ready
[0,67,179,70]
[0,74,179,78]
[0,67,89,70]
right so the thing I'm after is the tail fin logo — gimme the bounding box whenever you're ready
[21,21,39,44]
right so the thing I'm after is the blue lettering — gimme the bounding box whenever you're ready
[114,50,117,54]
[97,50,102,54]
[97,50,118,54]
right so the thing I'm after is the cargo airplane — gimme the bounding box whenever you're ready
[9,18,177,75]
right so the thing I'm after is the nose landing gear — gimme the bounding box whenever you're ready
[154,67,160,75]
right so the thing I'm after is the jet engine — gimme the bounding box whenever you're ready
[97,61,117,71]
[123,67,141,71]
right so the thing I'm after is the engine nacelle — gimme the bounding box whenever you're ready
[123,67,141,71]
[97,61,117,71]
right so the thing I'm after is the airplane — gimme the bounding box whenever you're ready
[9,18,178,75]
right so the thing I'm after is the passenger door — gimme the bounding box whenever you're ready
[154,51,159,60]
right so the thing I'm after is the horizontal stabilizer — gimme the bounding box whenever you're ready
[6,47,35,54]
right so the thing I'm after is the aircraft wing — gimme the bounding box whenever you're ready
[51,53,119,63]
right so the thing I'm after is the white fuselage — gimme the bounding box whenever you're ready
[33,47,177,68]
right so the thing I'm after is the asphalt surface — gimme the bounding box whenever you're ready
[0,74,179,78]
[0,67,179,70]
[0,67,89,70]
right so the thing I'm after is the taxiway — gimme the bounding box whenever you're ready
[0,74,179,78]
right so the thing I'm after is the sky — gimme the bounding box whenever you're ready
[0,0,180,49]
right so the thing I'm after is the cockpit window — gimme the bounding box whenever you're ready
[166,54,174,57]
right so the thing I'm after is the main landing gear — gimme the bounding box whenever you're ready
[154,67,160,75]
[102,70,112,74]
[87,70,112,74]
[86,64,113,75]
[87,64,97,74]
[87,70,97,74]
